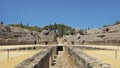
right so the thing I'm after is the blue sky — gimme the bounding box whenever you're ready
[0,0,120,29]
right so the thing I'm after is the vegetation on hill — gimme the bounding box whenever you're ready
[103,21,120,27]
[8,23,42,32]
[114,21,120,25]
[42,23,72,37]
[8,22,73,37]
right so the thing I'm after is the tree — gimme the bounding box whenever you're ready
[8,23,42,32]
[8,23,72,37]
[70,29,76,35]
[0,21,3,25]
[20,22,24,28]
[27,22,29,27]
[59,24,64,37]
[61,24,64,37]
[103,24,110,27]
[88,27,90,30]
[49,24,52,32]
[115,21,120,25]
[54,22,57,33]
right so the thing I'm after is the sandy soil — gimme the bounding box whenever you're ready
[0,50,41,68]
[0,44,50,50]
[83,50,120,68]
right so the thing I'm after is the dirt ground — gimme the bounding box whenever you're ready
[83,50,120,68]
[0,50,41,68]
[51,51,73,68]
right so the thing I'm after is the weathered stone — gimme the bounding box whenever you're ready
[65,46,110,68]
[41,30,49,35]
[63,24,120,45]
[15,46,56,68]
[0,25,57,45]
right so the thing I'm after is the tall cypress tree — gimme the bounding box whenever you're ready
[59,24,64,37]
[27,22,29,27]
[61,24,64,37]
[54,22,57,33]
[20,22,23,28]
[49,24,52,32]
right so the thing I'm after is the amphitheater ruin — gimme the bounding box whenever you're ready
[0,24,120,68]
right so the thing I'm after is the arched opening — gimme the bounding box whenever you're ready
[34,41,37,45]
[105,28,109,32]
[45,41,48,45]
[71,41,74,45]
[82,40,85,45]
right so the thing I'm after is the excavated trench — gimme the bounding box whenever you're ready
[15,45,111,68]
[54,46,110,68]
[51,46,73,68]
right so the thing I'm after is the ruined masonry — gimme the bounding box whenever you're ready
[2,24,120,68]
[15,45,110,68]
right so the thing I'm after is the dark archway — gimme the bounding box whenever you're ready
[45,41,48,45]
[56,46,63,55]
[82,40,85,45]
[71,41,74,45]
[57,46,63,51]
[105,28,109,32]
[34,41,37,45]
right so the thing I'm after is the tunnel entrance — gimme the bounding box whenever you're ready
[57,46,63,51]
[52,46,64,65]
[56,46,63,55]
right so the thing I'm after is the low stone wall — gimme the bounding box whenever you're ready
[65,46,110,68]
[0,39,56,45]
[84,40,120,46]
[0,39,36,45]
[64,40,120,46]
[64,46,76,68]
[72,46,113,50]
[0,46,49,51]
[15,46,56,68]
[38,41,56,45]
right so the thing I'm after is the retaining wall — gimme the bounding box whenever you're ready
[72,46,113,50]
[84,40,120,46]
[65,46,110,68]
[64,40,120,46]
[15,46,56,68]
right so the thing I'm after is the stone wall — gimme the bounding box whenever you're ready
[62,23,120,46]
[84,40,120,46]
[63,39,120,46]
[72,46,113,50]
[15,46,56,68]
[38,41,56,45]
[65,46,110,68]
[64,46,76,68]
[3,46,49,51]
